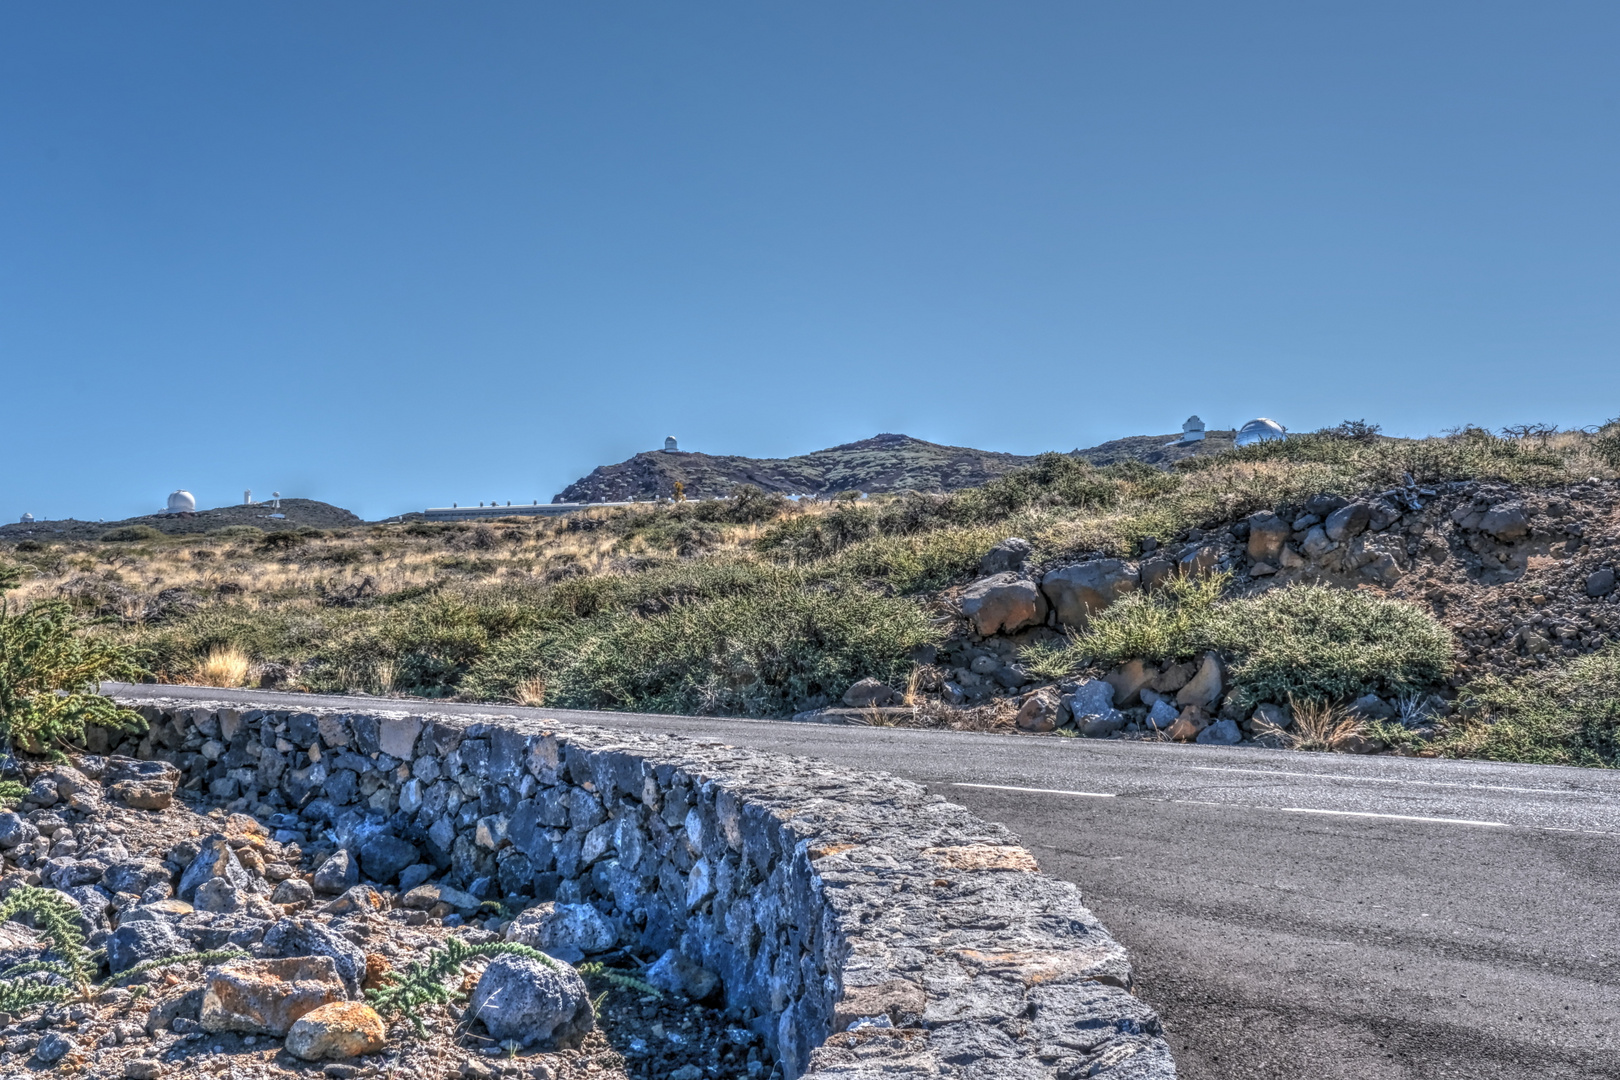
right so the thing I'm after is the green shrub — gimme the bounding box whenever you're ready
[100,525,164,542]
[1444,646,1620,766]
[1023,574,1226,679]
[0,567,146,756]
[466,574,938,716]
[213,525,265,538]
[1208,585,1453,707]
[1022,580,1452,707]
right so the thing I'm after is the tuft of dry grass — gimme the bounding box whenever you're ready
[514,676,547,707]
[1281,696,1364,752]
[194,645,251,688]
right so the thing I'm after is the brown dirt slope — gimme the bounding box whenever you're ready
[0,499,361,541]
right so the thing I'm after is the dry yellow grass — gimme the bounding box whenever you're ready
[195,645,251,688]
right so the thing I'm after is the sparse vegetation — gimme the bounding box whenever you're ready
[1442,645,1620,766]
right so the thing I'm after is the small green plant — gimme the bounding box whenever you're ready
[1443,645,1620,766]
[0,779,25,807]
[0,886,95,1009]
[1022,573,1227,679]
[104,949,248,986]
[0,567,147,757]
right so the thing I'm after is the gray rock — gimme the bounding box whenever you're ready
[1324,502,1371,542]
[192,878,243,914]
[1146,699,1180,730]
[103,860,172,896]
[1040,560,1138,629]
[959,573,1047,637]
[270,878,315,905]
[1013,691,1060,733]
[397,863,435,893]
[260,918,367,999]
[1366,500,1403,532]
[1064,680,1124,738]
[1587,568,1616,598]
[358,835,418,885]
[645,948,720,1001]
[940,681,965,706]
[35,1032,77,1064]
[177,836,255,902]
[469,954,594,1049]
[1080,712,1127,738]
[978,537,1032,576]
[841,679,897,709]
[1250,702,1293,731]
[1349,694,1397,720]
[1479,502,1530,542]
[1301,525,1336,559]
[1196,719,1242,745]
[107,919,188,974]
[312,850,359,896]
[505,901,617,963]
[0,810,39,849]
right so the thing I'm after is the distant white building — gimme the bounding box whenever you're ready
[20,512,33,524]
[165,490,196,514]
[664,436,678,452]
[1166,416,1206,447]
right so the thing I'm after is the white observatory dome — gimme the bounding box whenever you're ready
[20,512,33,524]
[1235,418,1288,447]
[664,436,678,452]
[166,490,197,514]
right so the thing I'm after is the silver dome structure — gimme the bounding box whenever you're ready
[166,490,197,514]
[19,512,33,523]
[1235,418,1287,447]
[664,436,678,452]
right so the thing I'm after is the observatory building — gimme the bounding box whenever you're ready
[19,513,33,524]
[1235,418,1288,447]
[664,436,678,452]
[165,490,196,514]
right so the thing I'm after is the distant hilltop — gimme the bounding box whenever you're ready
[0,498,361,541]
[553,429,1240,503]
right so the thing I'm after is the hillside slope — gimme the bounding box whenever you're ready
[553,433,1040,501]
[0,498,361,540]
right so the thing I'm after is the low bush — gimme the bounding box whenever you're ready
[100,525,164,542]
[465,574,938,716]
[1444,646,1620,766]
[1024,580,1452,708]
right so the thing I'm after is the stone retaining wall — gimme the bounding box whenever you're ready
[106,695,1176,1080]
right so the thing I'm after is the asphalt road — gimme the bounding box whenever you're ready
[109,685,1620,1080]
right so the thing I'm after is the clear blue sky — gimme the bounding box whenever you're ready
[5,3,1618,522]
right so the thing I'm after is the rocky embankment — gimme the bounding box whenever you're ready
[817,477,1620,749]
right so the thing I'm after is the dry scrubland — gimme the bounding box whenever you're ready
[7,423,1620,765]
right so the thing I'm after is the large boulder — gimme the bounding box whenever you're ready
[102,859,172,896]
[1195,719,1243,745]
[1040,560,1138,629]
[285,1002,387,1061]
[0,811,39,850]
[1064,680,1124,737]
[260,918,367,999]
[1588,568,1617,598]
[105,759,181,811]
[469,954,594,1049]
[1324,503,1371,543]
[1246,513,1289,563]
[960,574,1047,636]
[200,957,347,1036]
[506,902,617,964]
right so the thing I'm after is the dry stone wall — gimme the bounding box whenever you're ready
[106,695,1175,1080]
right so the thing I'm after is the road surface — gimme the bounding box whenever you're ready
[108,684,1620,1080]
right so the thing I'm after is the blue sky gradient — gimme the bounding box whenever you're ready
[5,3,1618,521]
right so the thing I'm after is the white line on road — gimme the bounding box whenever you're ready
[1187,765,1582,797]
[952,782,1117,798]
[1273,806,1511,828]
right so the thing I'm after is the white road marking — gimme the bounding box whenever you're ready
[1273,806,1511,828]
[1187,765,1582,797]
[952,782,1117,798]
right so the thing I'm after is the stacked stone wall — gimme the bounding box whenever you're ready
[106,695,1175,1080]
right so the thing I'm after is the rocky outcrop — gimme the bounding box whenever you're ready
[1040,559,1139,628]
[960,573,1048,636]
